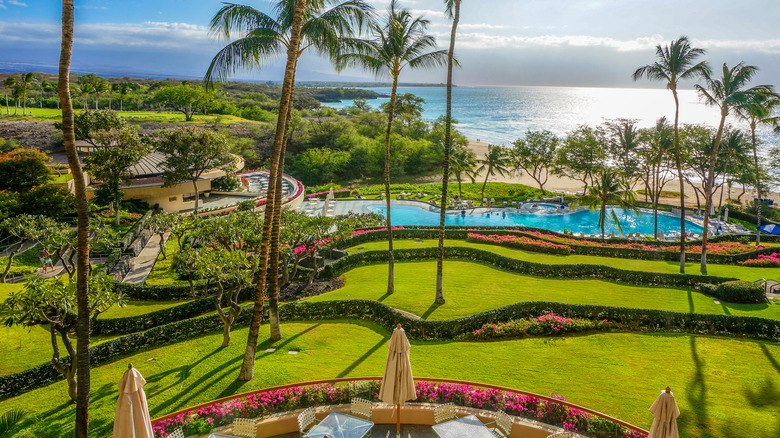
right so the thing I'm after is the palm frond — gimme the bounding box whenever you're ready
[0,409,31,438]
[208,3,280,39]
[204,34,284,87]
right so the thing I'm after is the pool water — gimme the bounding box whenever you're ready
[368,205,704,235]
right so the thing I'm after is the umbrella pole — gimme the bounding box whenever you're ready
[396,403,401,438]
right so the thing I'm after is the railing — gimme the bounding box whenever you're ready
[150,376,649,437]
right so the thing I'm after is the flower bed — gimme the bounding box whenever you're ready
[293,227,405,255]
[467,233,572,255]
[739,253,780,267]
[467,313,617,340]
[152,380,646,438]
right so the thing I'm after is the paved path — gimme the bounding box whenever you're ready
[122,233,166,285]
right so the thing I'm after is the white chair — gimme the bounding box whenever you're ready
[546,432,571,438]
[350,397,373,420]
[485,410,513,437]
[433,402,457,424]
[298,407,319,436]
[167,429,185,438]
[231,418,257,438]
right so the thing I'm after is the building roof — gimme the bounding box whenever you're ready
[128,151,168,177]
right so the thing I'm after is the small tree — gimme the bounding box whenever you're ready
[0,148,52,192]
[0,274,124,402]
[73,109,127,147]
[153,85,208,121]
[556,125,606,193]
[154,127,232,214]
[191,247,254,347]
[449,146,477,200]
[147,212,180,260]
[0,215,48,283]
[573,168,636,239]
[477,144,511,205]
[511,130,559,194]
[83,126,150,224]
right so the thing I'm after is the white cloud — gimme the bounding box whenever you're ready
[444,32,668,52]
[7,0,27,6]
[459,23,510,30]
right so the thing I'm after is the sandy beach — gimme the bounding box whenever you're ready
[465,139,779,209]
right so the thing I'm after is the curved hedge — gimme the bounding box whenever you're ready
[322,247,737,288]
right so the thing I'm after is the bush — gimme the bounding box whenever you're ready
[468,313,616,340]
[739,253,780,267]
[20,184,76,218]
[211,175,241,192]
[709,280,766,304]
[186,418,212,436]
[466,233,572,255]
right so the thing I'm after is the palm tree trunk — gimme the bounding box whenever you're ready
[59,1,91,435]
[750,123,762,246]
[601,202,606,240]
[701,114,727,275]
[481,165,491,206]
[4,89,8,114]
[653,162,658,239]
[436,0,460,305]
[672,90,686,273]
[192,179,200,214]
[717,154,731,215]
[238,0,307,382]
[384,74,399,295]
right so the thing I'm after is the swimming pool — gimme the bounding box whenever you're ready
[367,204,704,235]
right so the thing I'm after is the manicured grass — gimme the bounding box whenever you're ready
[0,244,44,277]
[309,261,779,321]
[0,322,777,438]
[52,173,73,183]
[145,239,189,286]
[346,239,780,282]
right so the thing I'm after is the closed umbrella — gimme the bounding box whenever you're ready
[647,387,680,438]
[380,324,416,438]
[113,364,153,438]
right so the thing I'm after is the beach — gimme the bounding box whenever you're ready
[465,139,780,208]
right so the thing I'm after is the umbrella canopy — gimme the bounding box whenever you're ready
[380,324,416,405]
[113,365,153,438]
[760,224,780,235]
[647,388,680,438]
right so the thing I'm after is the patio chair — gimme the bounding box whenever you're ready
[231,418,258,438]
[167,428,185,438]
[350,397,373,420]
[298,407,319,436]
[546,432,571,438]
[484,410,513,438]
[433,402,457,424]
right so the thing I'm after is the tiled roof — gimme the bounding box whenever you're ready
[128,151,168,177]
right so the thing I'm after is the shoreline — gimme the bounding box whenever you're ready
[465,138,780,209]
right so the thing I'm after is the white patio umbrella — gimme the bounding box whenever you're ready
[113,364,154,438]
[647,387,680,438]
[380,324,416,438]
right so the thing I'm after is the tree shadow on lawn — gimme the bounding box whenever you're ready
[679,336,709,436]
[144,345,224,396]
[421,302,441,320]
[742,377,780,437]
[337,337,386,378]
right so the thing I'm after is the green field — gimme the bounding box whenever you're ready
[0,322,777,438]
[346,239,780,282]
[309,260,780,320]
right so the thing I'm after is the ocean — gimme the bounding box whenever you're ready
[320,85,779,148]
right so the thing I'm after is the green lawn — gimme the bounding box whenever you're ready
[346,239,780,282]
[0,322,777,438]
[145,239,190,286]
[0,244,44,277]
[309,261,780,320]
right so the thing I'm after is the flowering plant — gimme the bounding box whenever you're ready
[739,253,780,267]
[466,233,572,255]
[523,231,764,254]
[468,313,616,340]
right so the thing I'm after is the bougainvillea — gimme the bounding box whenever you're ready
[739,253,780,267]
[468,313,617,340]
[466,233,572,255]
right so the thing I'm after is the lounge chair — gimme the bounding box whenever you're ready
[485,410,513,438]
[297,407,319,436]
[350,397,373,420]
[546,432,571,438]
[231,418,257,438]
[433,402,457,424]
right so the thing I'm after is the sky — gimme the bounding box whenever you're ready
[1,0,779,88]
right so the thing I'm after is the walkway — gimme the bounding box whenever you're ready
[121,233,166,285]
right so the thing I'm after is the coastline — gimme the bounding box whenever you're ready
[465,138,780,208]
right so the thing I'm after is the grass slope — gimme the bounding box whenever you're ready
[309,261,780,320]
[346,239,780,282]
[0,322,777,438]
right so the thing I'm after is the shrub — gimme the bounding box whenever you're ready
[740,253,780,267]
[467,233,571,255]
[211,175,241,192]
[703,280,766,304]
[186,418,212,436]
[468,313,616,340]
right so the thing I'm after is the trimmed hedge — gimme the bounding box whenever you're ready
[322,247,737,288]
[698,281,766,304]
[466,233,572,255]
[114,281,210,300]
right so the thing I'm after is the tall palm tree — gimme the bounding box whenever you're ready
[118,82,133,111]
[435,0,462,305]
[716,129,750,214]
[19,73,36,116]
[574,168,636,239]
[41,80,56,108]
[93,80,108,110]
[58,1,92,436]
[735,91,780,245]
[207,0,372,344]
[450,146,477,201]
[2,77,15,115]
[77,83,94,110]
[633,36,710,274]
[477,144,511,205]
[695,62,773,274]
[233,0,309,381]
[337,0,447,294]
[643,117,674,239]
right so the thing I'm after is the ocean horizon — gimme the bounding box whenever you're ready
[321,85,780,148]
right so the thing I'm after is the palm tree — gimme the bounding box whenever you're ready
[93,80,108,110]
[735,91,780,245]
[58,1,92,436]
[76,83,94,110]
[41,80,57,108]
[642,117,674,239]
[633,36,710,274]
[435,0,462,305]
[337,0,447,294]
[2,77,15,115]
[477,144,511,205]
[11,85,22,116]
[19,73,36,116]
[574,168,636,239]
[118,82,133,111]
[694,62,773,274]
[0,408,31,438]
[450,146,477,201]
[207,0,372,345]
[716,129,750,214]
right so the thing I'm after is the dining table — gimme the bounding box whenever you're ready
[305,411,374,438]
[432,414,495,438]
